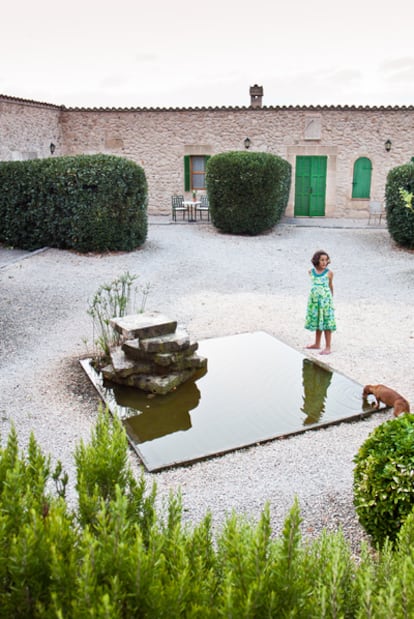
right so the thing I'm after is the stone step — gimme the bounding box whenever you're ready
[122,339,198,363]
[110,311,177,339]
[108,346,207,378]
[105,368,197,394]
[139,328,191,353]
[109,348,153,378]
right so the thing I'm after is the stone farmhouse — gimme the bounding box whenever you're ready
[1,85,413,218]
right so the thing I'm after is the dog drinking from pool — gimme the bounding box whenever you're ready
[363,384,410,417]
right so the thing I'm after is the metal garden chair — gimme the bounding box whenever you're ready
[171,195,188,221]
[195,194,210,220]
[368,200,385,224]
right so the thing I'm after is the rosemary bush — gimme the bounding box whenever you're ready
[2,411,414,616]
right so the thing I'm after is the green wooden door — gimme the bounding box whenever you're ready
[352,157,372,198]
[294,156,327,216]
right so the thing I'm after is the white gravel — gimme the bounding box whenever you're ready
[1,220,413,552]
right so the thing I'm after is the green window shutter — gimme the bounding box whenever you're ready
[184,156,190,191]
[352,157,372,198]
[204,156,211,190]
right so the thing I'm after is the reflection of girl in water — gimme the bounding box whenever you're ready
[301,358,332,425]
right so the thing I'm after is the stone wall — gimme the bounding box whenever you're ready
[1,93,414,218]
[0,96,61,161]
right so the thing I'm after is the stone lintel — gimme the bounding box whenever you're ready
[110,311,177,339]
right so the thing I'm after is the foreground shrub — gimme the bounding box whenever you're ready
[385,162,414,248]
[206,151,291,235]
[3,410,414,616]
[353,414,414,547]
[0,154,148,252]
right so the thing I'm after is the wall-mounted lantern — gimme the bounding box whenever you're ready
[50,142,56,155]
[384,139,392,152]
[244,137,251,149]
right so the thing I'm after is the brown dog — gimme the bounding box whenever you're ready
[363,384,410,417]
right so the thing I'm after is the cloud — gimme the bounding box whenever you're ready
[380,57,414,83]
[381,57,414,72]
[133,52,158,64]
[99,74,130,89]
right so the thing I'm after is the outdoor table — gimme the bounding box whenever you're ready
[183,200,201,222]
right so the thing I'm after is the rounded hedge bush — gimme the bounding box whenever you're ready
[353,414,414,547]
[0,154,148,252]
[206,151,291,235]
[385,162,414,249]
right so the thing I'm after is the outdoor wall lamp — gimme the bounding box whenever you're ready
[385,139,392,152]
[49,142,56,155]
[244,137,251,149]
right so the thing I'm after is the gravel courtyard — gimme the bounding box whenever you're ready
[1,219,413,552]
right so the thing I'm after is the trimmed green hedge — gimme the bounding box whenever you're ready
[385,162,414,248]
[354,414,414,547]
[0,154,148,252]
[206,151,291,235]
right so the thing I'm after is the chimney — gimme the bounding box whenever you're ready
[249,84,263,108]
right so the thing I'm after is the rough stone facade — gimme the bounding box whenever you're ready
[0,96,61,161]
[1,91,413,218]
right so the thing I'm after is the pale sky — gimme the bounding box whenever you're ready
[2,0,414,109]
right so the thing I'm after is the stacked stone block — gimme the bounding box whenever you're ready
[101,311,207,395]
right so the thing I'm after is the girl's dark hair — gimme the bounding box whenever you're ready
[311,250,330,267]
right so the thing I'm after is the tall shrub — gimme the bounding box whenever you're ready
[206,151,291,235]
[385,162,414,248]
[0,154,148,252]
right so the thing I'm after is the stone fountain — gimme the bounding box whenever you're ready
[100,311,207,395]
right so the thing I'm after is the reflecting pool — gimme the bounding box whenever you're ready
[81,331,381,471]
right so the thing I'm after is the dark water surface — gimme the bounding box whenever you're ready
[82,332,379,471]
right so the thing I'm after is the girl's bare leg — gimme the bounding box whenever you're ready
[306,330,322,349]
[320,331,332,355]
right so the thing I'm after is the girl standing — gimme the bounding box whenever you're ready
[305,250,336,355]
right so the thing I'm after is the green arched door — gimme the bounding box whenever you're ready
[352,157,372,198]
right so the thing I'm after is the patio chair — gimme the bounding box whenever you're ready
[171,195,188,221]
[195,194,210,221]
[368,200,385,224]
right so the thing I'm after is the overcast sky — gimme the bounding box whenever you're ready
[2,0,414,109]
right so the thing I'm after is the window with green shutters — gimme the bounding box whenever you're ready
[352,157,372,198]
[184,155,210,191]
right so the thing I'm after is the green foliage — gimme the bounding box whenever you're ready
[87,271,150,357]
[4,411,414,616]
[75,409,157,534]
[0,154,148,252]
[385,163,414,248]
[353,414,414,547]
[206,151,291,235]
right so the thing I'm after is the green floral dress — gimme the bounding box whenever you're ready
[305,268,336,332]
